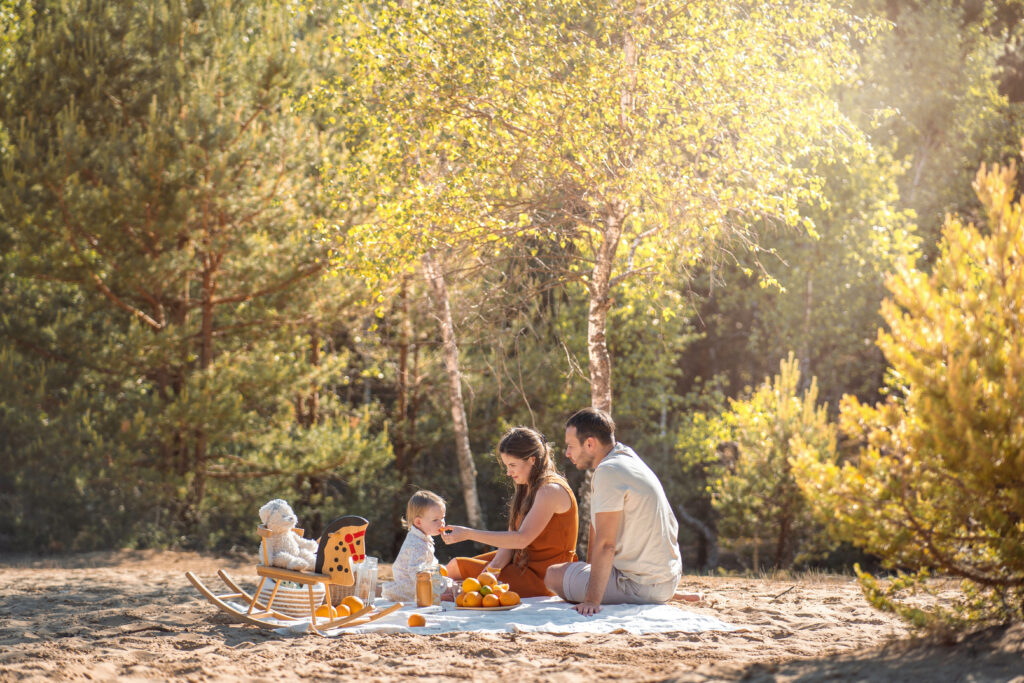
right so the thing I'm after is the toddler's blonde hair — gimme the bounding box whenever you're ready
[402,490,446,530]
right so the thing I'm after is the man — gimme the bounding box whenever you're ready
[545,407,683,615]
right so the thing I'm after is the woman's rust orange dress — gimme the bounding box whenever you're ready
[454,479,578,597]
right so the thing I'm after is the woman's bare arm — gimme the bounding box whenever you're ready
[440,483,570,549]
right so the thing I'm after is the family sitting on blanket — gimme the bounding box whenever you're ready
[440,407,693,615]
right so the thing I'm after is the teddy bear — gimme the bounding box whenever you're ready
[258,498,320,572]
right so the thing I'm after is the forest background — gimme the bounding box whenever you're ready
[2,0,1023,628]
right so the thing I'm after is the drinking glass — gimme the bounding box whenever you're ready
[355,557,378,606]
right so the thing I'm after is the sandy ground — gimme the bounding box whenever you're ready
[1,551,1021,682]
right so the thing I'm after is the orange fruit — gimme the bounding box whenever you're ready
[462,577,481,594]
[463,591,483,607]
[439,565,448,577]
[482,593,500,607]
[407,613,427,627]
[499,584,510,592]
[498,590,520,606]
[454,591,466,607]
[334,603,351,618]
[341,595,364,614]
[315,604,337,619]
[491,584,505,596]
[478,571,498,587]
[479,584,492,596]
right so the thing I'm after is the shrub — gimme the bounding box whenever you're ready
[713,353,838,569]
[793,155,1024,627]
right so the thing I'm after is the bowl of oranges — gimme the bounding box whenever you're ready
[454,571,521,610]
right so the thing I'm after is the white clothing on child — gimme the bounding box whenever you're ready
[381,525,453,602]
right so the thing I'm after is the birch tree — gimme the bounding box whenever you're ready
[321,0,872,542]
[334,0,869,411]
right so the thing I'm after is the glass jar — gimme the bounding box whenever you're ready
[429,565,444,605]
[415,569,432,607]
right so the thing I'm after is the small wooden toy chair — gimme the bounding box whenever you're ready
[247,515,375,635]
[186,514,401,635]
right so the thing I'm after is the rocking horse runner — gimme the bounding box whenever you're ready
[186,505,401,636]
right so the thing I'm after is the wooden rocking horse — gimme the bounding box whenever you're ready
[186,515,401,635]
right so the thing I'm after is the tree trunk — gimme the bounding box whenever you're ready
[578,204,626,558]
[308,327,320,425]
[800,261,813,391]
[294,328,320,427]
[578,4,638,555]
[394,275,413,479]
[675,503,719,571]
[587,208,621,415]
[423,252,485,529]
[188,260,217,526]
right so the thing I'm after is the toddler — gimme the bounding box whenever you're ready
[381,490,454,602]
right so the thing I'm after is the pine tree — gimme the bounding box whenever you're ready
[793,153,1024,626]
[712,354,838,569]
[0,0,392,548]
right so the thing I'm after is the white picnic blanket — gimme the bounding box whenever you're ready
[265,596,740,636]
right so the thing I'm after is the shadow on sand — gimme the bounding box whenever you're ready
[665,622,1024,683]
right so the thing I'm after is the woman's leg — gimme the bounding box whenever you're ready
[445,557,463,580]
[447,552,495,583]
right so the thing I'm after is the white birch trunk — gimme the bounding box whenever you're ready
[423,252,485,529]
[579,204,625,559]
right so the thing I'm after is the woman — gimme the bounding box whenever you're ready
[441,426,578,597]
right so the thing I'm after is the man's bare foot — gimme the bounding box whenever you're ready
[673,591,703,602]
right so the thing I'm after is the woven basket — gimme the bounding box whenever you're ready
[257,582,326,619]
[328,582,356,607]
[328,559,378,607]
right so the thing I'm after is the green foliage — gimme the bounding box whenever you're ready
[3,0,1023,584]
[198,404,398,554]
[315,2,879,549]
[0,0,393,551]
[682,142,920,408]
[793,156,1024,627]
[711,354,839,569]
[680,0,1024,413]
[325,0,876,293]
[850,0,1024,249]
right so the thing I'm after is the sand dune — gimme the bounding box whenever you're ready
[0,551,1020,682]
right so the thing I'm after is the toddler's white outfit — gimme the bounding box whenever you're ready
[381,525,453,602]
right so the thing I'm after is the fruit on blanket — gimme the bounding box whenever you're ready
[335,603,351,617]
[478,571,498,587]
[463,591,483,607]
[341,596,364,613]
[482,593,500,607]
[315,604,337,619]
[462,577,481,594]
[499,590,520,606]
[408,614,426,627]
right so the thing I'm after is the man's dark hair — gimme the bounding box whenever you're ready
[565,407,615,446]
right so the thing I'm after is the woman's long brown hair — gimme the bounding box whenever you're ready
[498,427,566,567]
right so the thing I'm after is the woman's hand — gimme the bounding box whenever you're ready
[440,525,473,544]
